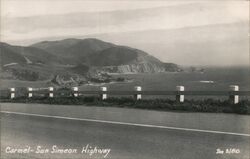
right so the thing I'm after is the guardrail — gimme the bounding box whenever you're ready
[1,85,250,104]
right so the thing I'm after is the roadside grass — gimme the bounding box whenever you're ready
[0,96,249,115]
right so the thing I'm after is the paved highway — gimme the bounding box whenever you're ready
[1,103,250,159]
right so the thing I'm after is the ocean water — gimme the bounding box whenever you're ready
[79,66,250,100]
[80,66,250,91]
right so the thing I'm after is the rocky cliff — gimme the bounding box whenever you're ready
[101,63,165,73]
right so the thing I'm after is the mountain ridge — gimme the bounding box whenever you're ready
[1,38,182,86]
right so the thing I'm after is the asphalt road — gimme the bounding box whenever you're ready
[1,103,250,159]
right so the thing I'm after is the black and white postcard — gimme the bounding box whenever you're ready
[0,0,249,159]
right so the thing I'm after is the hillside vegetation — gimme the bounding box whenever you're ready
[1,38,183,87]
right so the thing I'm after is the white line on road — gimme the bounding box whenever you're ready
[1,110,250,137]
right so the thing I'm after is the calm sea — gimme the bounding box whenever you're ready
[81,66,250,91]
[79,66,250,100]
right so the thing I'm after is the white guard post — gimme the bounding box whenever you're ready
[101,87,107,100]
[73,87,79,97]
[176,86,185,103]
[229,85,239,104]
[49,87,54,98]
[28,87,33,98]
[134,86,142,100]
[10,88,15,99]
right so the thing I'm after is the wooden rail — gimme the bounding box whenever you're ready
[0,85,249,104]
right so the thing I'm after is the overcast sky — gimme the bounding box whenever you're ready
[1,0,249,66]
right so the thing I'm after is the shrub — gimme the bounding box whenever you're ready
[1,96,249,115]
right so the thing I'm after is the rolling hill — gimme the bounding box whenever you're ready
[31,38,180,73]
[31,38,115,64]
[0,42,62,66]
[1,38,182,86]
